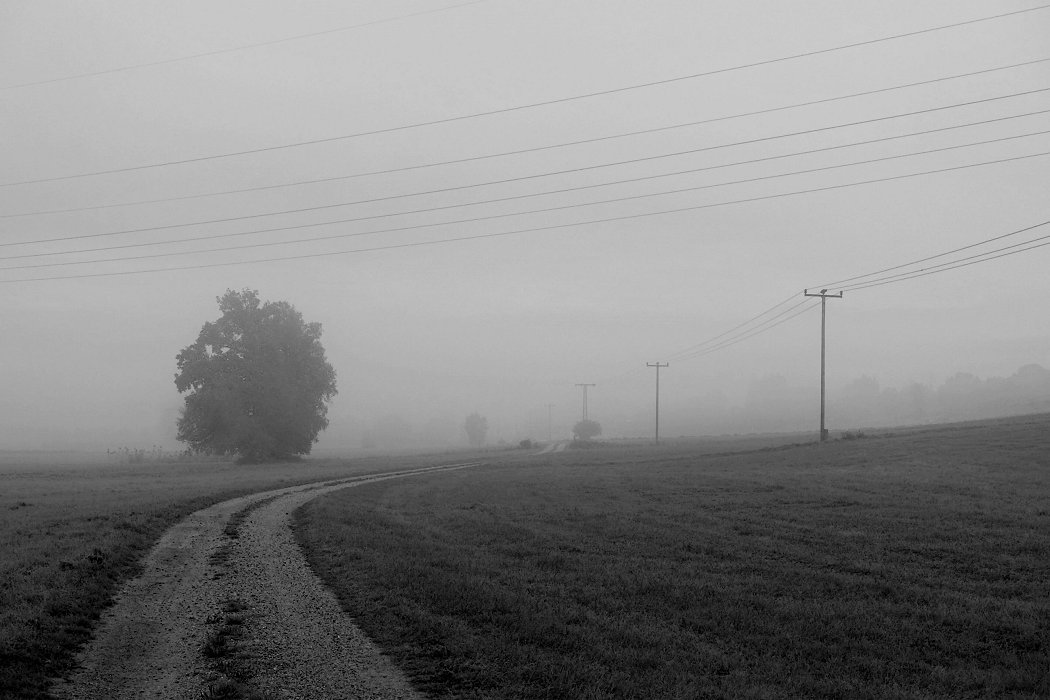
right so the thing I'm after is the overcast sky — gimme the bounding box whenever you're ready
[1,0,1048,450]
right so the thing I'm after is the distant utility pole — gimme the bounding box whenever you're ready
[545,403,555,442]
[575,383,596,421]
[803,288,843,442]
[646,362,669,444]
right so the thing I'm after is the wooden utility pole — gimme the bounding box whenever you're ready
[646,362,669,444]
[803,289,843,442]
[545,403,554,442]
[574,383,595,421]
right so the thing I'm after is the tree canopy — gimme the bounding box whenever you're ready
[174,289,337,462]
[573,419,602,441]
[464,412,488,448]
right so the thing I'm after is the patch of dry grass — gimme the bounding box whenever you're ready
[295,415,1050,699]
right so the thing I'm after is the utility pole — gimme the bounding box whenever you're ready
[545,403,554,442]
[646,362,669,444]
[574,383,595,421]
[803,289,843,442]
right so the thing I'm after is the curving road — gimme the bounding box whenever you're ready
[50,462,479,700]
[535,441,567,455]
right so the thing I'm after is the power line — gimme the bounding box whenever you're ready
[0,0,493,91]
[4,56,1045,214]
[677,218,1050,367]
[597,296,819,385]
[592,218,1050,395]
[7,109,1049,257]
[836,222,1050,292]
[687,302,821,359]
[687,221,1050,358]
[2,149,1047,283]
[5,56,1048,214]
[5,131,1047,269]
[674,300,820,362]
[11,93,1050,249]
[812,219,1050,290]
[850,237,1050,290]
[665,295,805,361]
[613,220,1050,383]
[4,8,1047,188]
[632,301,822,374]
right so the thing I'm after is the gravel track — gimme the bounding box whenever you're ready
[50,463,478,700]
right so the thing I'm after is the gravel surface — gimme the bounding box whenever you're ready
[51,463,478,700]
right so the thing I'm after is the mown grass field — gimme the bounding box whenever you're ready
[295,416,1050,699]
[0,451,475,700]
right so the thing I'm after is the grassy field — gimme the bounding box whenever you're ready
[0,451,481,700]
[294,415,1050,699]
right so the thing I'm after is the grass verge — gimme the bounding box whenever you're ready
[294,415,1050,699]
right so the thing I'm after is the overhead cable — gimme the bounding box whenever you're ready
[3,8,1048,187]
[0,1,493,91]
[832,220,1050,292]
[813,219,1050,290]
[627,220,1050,371]
[6,97,1049,252]
[677,301,822,361]
[664,294,804,361]
[598,294,814,381]
[649,219,1050,366]
[843,236,1050,291]
[1,150,1047,283]
[3,129,1047,266]
[7,56,1047,214]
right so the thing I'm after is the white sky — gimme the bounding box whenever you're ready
[1,0,1048,449]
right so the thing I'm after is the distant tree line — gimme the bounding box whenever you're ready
[830,364,1050,428]
[600,363,1050,438]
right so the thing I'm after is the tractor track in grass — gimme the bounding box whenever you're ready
[49,462,481,700]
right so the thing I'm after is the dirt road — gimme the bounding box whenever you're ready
[50,462,479,700]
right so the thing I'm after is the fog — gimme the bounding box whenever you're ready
[2,1,1048,453]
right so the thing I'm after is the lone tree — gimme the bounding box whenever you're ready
[174,289,337,462]
[464,412,488,448]
[573,419,602,441]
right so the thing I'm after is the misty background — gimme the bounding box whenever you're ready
[1,1,1048,452]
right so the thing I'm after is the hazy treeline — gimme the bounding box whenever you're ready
[830,363,1050,429]
[594,363,1050,440]
[713,363,1050,436]
[347,364,1050,449]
